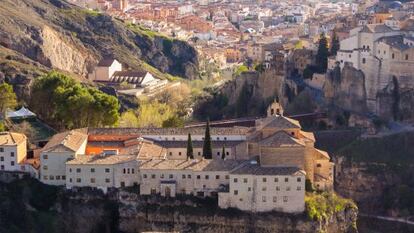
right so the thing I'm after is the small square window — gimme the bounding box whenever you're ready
[248,187,251,191]
[182,174,186,179]
[49,176,54,180]
[143,174,148,178]
[274,177,279,182]
[105,168,110,173]
[263,177,267,182]
[262,187,267,191]
[0,157,3,161]
[262,196,266,202]
[234,178,238,183]
[76,178,81,183]
[10,161,14,166]
[62,175,66,180]
[105,178,110,183]
[91,178,95,183]
[244,178,248,183]
[43,154,48,159]
[187,174,191,179]
[276,186,280,191]
[197,175,201,179]
[216,175,220,179]
[169,174,173,179]
[284,177,289,182]
[205,175,209,180]
[91,168,95,173]
[76,168,81,173]
[234,190,238,195]
[286,187,291,191]
[56,176,60,180]
[151,174,156,179]
[43,175,48,180]
[10,152,14,157]
[297,177,301,182]
[273,196,277,203]
[297,186,302,191]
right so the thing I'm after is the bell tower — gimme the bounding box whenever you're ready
[267,99,284,117]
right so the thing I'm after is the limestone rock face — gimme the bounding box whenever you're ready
[0,0,199,86]
[324,64,368,113]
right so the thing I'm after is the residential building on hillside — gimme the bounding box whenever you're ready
[40,130,88,185]
[0,131,38,177]
[219,161,305,213]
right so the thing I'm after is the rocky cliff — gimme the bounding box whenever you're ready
[323,63,368,114]
[0,0,198,89]
[0,178,358,233]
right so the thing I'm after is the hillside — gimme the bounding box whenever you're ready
[0,0,198,93]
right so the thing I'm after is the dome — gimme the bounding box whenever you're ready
[388,1,402,9]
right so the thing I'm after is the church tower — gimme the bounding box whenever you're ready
[266,99,284,117]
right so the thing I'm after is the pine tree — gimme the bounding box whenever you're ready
[221,146,226,160]
[202,119,212,159]
[186,133,194,160]
[330,32,340,56]
[316,33,329,73]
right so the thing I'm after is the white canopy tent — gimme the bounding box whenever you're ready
[6,107,36,119]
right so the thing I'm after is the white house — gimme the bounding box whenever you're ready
[88,58,122,82]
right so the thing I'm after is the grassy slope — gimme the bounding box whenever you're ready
[337,132,414,165]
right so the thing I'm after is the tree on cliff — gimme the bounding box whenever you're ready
[330,32,340,56]
[202,120,212,159]
[187,133,194,160]
[316,33,329,73]
[31,71,120,129]
[0,83,17,116]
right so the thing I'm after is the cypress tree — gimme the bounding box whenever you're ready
[221,146,226,160]
[316,33,329,73]
[202,119,212,159]
[186,133,194,160]
[330,32,340,56]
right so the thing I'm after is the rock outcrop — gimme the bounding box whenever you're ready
[0,0,199,87]
[324,63,368,113]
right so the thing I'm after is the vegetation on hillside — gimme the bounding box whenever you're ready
[337,132,414,165]
[30,71,120,130]
[305,192,357,222]
[0,82,17,115]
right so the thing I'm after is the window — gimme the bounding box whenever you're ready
[0,165,3,170]
[197,175,201,179]
[91,168,95,173]
[216,175,220,179]
[0,148,3,152]
[151,174,156,179]
[131,169,135,174]
[76,168,81,173]
[262,177,267,182]
[178,152,182,156]
[243,178,248,183]
[91,178,95,183]
[76,178,81,183]
[123,168,126,174]
[161,174,164,178]
[276,186,280,191]
[273,196,277,203]
[10,161,14,166]
[217,152,220,156]
[406,54,409,60]
[105,178,110,183]
[56,176,60,180]
[62,176,66,180]
[69,178,72,183]
[225,175,229,180]
[105,168,110,173]
[234,190,238,195]
[262,187,267,191]
[169,152,172,156]
[205,175,209,180]
[43,165,48,170]
[286,187,291,191]
[297,177,302,182]
[297,186,302,191]
[198,152,201,156]
[42,154,48,159]
[187,174,191,179]
[226,152,229,155]
[0,157,3,161]
[262,196,266,202]
[224,137,227,140]
[49,175,54,180]
[234,178,238,183]
[43,175,48,180]
[283,196,288,203]
[10,152,14,157]
[169,174,173,179]
[143,174,148,178]
[284,178,289,182]
[362,58,366,64]
[316,164,322,168]
[69,168,72,172]
[248,187,251,191]
[182,174,186,179]
[151,188,156,195]
[274,177,279,182]
[392,53,395,59]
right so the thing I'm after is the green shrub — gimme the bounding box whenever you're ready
[305,192,357,221]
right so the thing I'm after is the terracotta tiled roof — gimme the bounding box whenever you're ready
[66,155,136,165]
[139,158,244,172]
[231,161,305,176]
[259,116,301,129]
[88,127,250,136]
[42,131,88,153]
[0,132,26,146]
[259,131,304,147]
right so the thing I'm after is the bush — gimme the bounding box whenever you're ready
[305,192,357,221]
